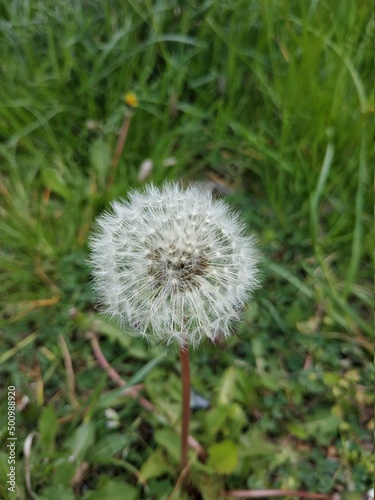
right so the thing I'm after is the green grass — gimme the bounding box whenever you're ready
[0,1,373,499]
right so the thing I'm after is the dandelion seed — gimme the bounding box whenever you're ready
[138,158,153,181]
[89,182,260,347]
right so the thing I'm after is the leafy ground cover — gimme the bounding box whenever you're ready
[0,1,373,499]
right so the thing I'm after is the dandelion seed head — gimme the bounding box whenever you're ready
[89,182,261,347]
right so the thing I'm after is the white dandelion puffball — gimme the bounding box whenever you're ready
[89,182,260,347]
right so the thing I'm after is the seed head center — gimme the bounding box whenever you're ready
[148,246,208,293]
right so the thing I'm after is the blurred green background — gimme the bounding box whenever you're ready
[0,1,373,499]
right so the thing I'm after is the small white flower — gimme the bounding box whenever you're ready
[89,182,260,347]
[104,408,120,429]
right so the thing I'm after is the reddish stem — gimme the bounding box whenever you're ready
[86,332,154,411]
[225,489,331,499]
[108,114,131,189]
[180,345,191,470]
[85,332,207,459]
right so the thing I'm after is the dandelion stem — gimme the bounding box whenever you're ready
[180,345,191,470]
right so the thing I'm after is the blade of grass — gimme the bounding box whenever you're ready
[0,333,38,364]
[310,131,335,243]
[344,128,368,295]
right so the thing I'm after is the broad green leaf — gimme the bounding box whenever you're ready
[39,484,75,500]
[90,139,111,189]
[193,471,225,500]
[239,428,278,457]
[85,480,138,500]
[218,367,238,405]
[41,168,72,201]
[127,344,151,360]
[89,434,129,463]
[140,448,171,481]
[154,429,180,463]
[217,367,255,406]
[52,457,76,487]
[226,404,247,438]
[207,440,238,474]
[68,422,95,463]
[287,423,308,440]
[288,412,341,444]
[205,405,229,437]
[258,372,282,391]
[93,318,131,349]
[39,405,59,454]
